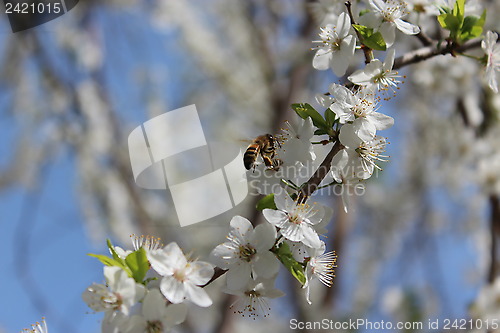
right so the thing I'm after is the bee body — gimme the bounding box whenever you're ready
[244,134,282,171]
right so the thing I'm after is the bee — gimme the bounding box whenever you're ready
[244,134,282,171]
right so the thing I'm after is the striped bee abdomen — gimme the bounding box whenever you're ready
[243,144,259,170]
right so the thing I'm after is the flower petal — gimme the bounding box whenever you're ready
[229,215,253,242]
[262,209,287,227]
[369,111,394,130]
[184,283,213,307]
[226,263,252,290]
[251,222,277,252]
[299,225,322,249]
[253,251,280,279]
[160,276,186,304]
[187,261,214,285]
[312,48,332,71]
[339,123,363,148]
[337,12,351,38]
[394,19,420,35]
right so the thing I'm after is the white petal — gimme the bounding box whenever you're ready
[483,31,498,52]
[229,215,253,241]
[331,36,355,77]
[280,222,305,242]
[337,12,351,38]
[486,67,499,93]
[274,191,289,211]
[103,266,123,290]
[251,222,277,252]
[210,243,238,268]
[262,208,287,227]
[379,22,395,48]
[227,263,252,290]
[142,289,167,320]
[148,250,175,276]
[369,0,386,13]
[312,48,332,71]
[253,251,280,279]
[394,19,420,35]
[163,242,187,268]
[339,123,363,148]
[299,225,322,249]
[383,48,395,71]
[187,261,214,285]
[164,303,188,327]
[160,276,186,304]
[331,149,348,183]
[348,69,371,85]
[369,112,394,130]
[353,118,377,141]
[184,283,213,307]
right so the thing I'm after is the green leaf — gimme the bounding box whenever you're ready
[325,109,336,128]
[437,13,460,32]
[352,24,372,36]
[452,0,465,23]
[291,103,309,119]
[125,248,150,283]
[314,129,328,136]
[88,253,121,267]
[94,239,133,277]
[290,103,328,131]
[352,25,386,51]
[460,11,486,41]
[363,31,387,51]
[88,253,132,277]
[275,242,306,285]
[256,194,277,211]
[107,239,122,262]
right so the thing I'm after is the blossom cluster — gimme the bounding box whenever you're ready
[82,236,212,332]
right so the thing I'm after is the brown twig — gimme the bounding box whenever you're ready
[298,140,344,203]
[415,30,435,46]
[393,38,482,70]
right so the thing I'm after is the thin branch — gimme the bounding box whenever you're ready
[415,30,435,46]
[298,140,344,203]
[393,38,482,70]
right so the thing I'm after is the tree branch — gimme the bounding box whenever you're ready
[393,38,482,70]
[298,140,344,203]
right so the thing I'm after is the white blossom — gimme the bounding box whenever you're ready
[262,191,325,249]
[82,266,146,316]
[328,84,394,141]
[339,123,389,179]
[148,242,214,307]
[303,242,337,304]
[331,149,365,213]
[312,12,357,77]
[482,31,500,93]
[360,0,420,47]
[348,49,401,91]
[210,215,279,291]
[224,278,285,319]
[281,117,316,166]
[123,289,188,333]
